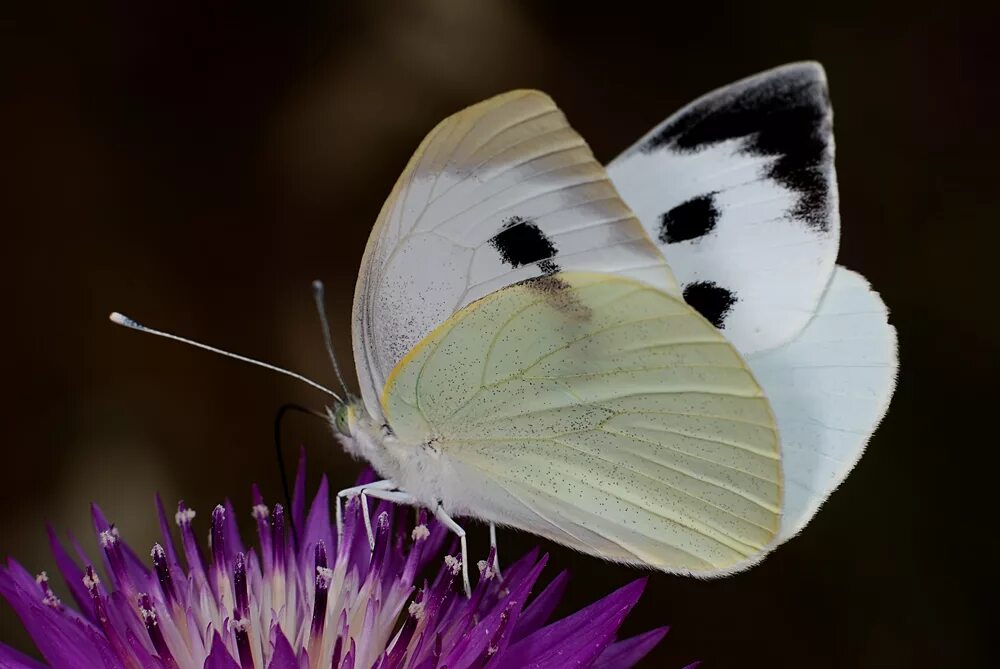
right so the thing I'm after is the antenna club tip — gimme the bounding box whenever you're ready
[109,312,133,326]
[312,279,325,292]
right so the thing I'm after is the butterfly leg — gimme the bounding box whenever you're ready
[335,480,396,540]
[434,504,471,598]
[359,488,419,550]
[489,522,503,580]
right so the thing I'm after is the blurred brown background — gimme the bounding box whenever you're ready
[1,1,996,667]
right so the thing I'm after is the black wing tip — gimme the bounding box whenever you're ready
[641,61,832,155]
[638,61,836,234]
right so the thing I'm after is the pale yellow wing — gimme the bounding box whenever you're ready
[352,90,678,424]
[382,272,782,574]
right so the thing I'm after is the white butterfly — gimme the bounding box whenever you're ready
[114,62,897,597]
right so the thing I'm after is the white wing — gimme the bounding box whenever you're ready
[353,90,679,423]
[607,62,838,354]
[747,267,897,540]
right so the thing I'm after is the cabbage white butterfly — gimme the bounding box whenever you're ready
[113,62,897,597]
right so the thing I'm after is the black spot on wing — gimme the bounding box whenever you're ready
[641,64,833,232]
[538,259,559,274]
[658,193,720,244]
[683,281,738,329]
[489,216,560,275]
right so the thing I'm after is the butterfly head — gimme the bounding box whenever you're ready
[330,401,355,438]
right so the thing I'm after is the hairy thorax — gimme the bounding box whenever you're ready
[332,400,461,513]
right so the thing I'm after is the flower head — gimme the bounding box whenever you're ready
[1,454,683,668]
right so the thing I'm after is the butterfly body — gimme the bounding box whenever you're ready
[116,63,896,584]
[320,62,898,580]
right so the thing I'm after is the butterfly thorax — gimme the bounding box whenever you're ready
[331,399,448,511]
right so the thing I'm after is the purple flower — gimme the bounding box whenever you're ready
[1,454,686,669]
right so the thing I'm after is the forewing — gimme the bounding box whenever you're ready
[353,91,678,422]
[381,272,781,574]
[607,61,838,354]
[747,267,897,541]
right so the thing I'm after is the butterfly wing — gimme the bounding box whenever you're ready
[607,61,838,354]
[381,272,782,574]
[607,63,897,543]
[353,90,679,423]
[747,267,897,541]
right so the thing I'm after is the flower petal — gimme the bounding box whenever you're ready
[299,475,333,568]
[267,629,298,669]
[154,494,182,571]
[592,627,669,669]
[204,632,241,669]
[0,641,48,668]
[511,569,569,642]
[45,524,93,620]
[452,554,548,668]
[223,499,246,557]
[0,562,112,668]
[501,579,647,668]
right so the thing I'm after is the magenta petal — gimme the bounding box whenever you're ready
[251,484,273,574]
[451,555,547,668]
[89,504,117,583]
[511,569,569,642]
[592,627,670,669]
[223,499,245,557]
[154,494,182,569]
[527,605,626,669]
[299,475,333,567]
[0,641,48,668]
[126,627,163,669]
[204,632,241,669]
[267,629,298,669]
[513,595,631,669]
[502,579,647,667]
[339,638,356,669]
[45,524,94,620]
[0,564,112,668]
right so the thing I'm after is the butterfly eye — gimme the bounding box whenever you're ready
[333,404,351,436]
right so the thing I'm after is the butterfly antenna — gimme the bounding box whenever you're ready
[109,312,344,403]
[311,280,350,398]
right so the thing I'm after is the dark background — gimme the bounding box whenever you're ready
[2,2,996,667]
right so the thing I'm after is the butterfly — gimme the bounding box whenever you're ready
[114,61,897,597]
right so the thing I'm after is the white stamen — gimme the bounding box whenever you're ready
[444,554,461,576]
[487,643,499,656]
[315,566,333,589]
[477,560,495,580]
[251,503,269,520]
[36,571,61,608]
[99,530,118,548]
[83,571,100,590]
[175,508,196,526]
[151,543,165,560]
[411,524,430,541]
[231,618,249,633]
[139,601,157,624]
[408,600,425,620]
